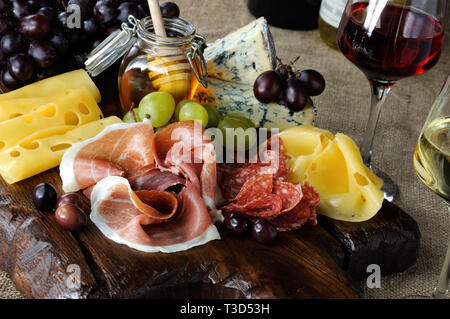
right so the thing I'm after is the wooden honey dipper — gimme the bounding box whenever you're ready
[146,0,191,103]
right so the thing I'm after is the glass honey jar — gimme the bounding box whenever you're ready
[85,15,208,114]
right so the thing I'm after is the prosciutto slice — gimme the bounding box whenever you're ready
[90,177,219,253]
[59,120,221,253]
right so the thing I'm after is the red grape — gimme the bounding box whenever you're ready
[12,0,32,20]
[19,14,51,40]
[298,69,325,96]
[253,70,283,103]
[160,2,180,18]
[28,40,56,68]
[93,0,118,24]
[284,77,308,111]
[2,68,22,89]
[1,33,25,55]
[0,17,13,36]
[37,7,58,25]
[83,18,100,34]
[8,53,34,81]
[117,2,139,23]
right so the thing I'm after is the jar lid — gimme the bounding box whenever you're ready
[85,16,139,77]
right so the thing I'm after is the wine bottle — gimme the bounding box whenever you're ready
[248,0,321,30]
[319,0,347,49]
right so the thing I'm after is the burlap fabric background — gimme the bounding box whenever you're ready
[1,0,449,299]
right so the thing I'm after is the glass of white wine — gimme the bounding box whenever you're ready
[413,75,450,298]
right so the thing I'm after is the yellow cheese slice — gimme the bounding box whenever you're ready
[0,116,122,184]
[0,89,103,151]
[279,125,384,222]
[0,70,101,103]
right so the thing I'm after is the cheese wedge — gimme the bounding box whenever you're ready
[0,89,103,151]
[279,125,384,222]
[0,116,122,184]
[194,77,315,130]
[204,17,276,86]
[0,70,101,103]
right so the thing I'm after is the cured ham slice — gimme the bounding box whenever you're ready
[90,176,220,253]
[59,120,221,253]
[155,121,221,222]
[60,121,157,193]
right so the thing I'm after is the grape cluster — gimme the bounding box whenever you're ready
[253,57,326,112]
[0,1,180,90]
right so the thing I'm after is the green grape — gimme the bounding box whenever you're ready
[178,102,209,128]
[203,104,221,128]
[175,99,195,121]
[218,114,257,150]
[122,108,141,123]
[137,92,175,128]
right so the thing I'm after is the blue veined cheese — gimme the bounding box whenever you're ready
[204,17,276,86]
[194,77,316,130]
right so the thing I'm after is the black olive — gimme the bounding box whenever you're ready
[251,219,277,244]
[224,211,249,236]
[32,183,57,212]
[55,204,87,231]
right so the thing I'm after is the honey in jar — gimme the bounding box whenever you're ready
[118,16,207,114]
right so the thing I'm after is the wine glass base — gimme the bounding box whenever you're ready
[369,166,398,202]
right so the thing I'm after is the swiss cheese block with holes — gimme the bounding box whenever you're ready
[0,89,103,151]
[0,116,122,184]
[279,126,384,222]
[0,70,101,103]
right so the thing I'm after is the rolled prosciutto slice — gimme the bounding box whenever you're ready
[59,120,221,253]
[90,176,220,253]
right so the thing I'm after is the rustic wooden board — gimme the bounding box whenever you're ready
[0,167,361,298]
[0,66,419,299]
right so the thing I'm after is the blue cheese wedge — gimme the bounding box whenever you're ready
[194,77,316,130]
[204,17,276,86]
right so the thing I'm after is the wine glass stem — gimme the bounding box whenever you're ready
[432,205,450,298]
[360,82,392,166]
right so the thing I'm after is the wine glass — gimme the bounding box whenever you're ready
[413,75,450,299]
[337,0,447,201]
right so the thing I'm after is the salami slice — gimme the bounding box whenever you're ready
[222,193,283,217]
[266,184,320,231]
[273,180,303,213]
[234,174,273,204]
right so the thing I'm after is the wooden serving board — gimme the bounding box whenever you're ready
[0,67,420,298]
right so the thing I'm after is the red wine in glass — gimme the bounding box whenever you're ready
[338,2,444,84]
[336,0,446,201]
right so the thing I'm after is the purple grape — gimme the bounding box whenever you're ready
[117,2,138,23]
[284,78,308,112]
[36,65,59,80]
[83,18,99,34]
[160,2,179,18]
[48,29,69,53]
[93,0,118,24]
[0,0,8,12]
[0,17,13,36]
[27,0,51,9]
[297,69,326,96]
[12,0,32,20]
[28,40,56,68]
[19,14,51,40]
[8,53,34,81]
[2,68,22,89]
[37,7,58,25]
[253,70,283,103]
[57,11,70,29]
[1,33,25,55]
[0,50,5,64]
